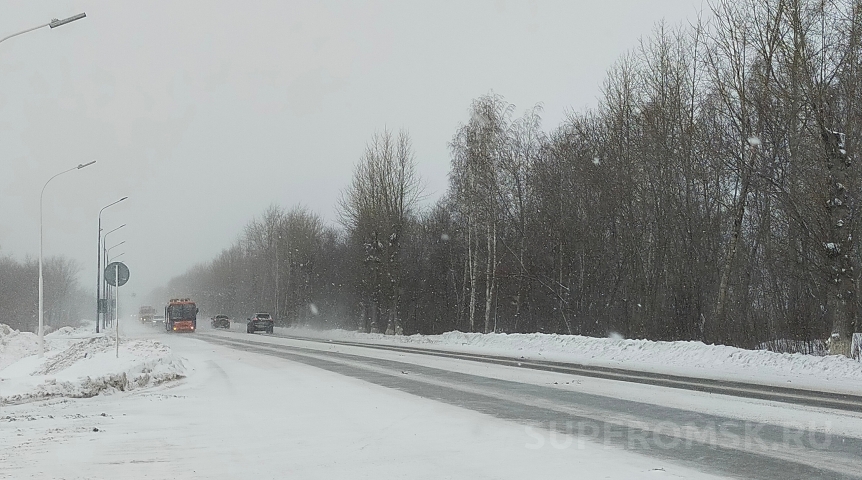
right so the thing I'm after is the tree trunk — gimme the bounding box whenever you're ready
[714,146,753,342]
[484,220,496,333]
[468,220,477,333]
[823,130,854,355]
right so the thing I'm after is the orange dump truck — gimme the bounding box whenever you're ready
[165,298,198,333]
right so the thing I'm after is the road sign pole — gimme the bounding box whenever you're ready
[115,263,119,358]
[103,260,129,357]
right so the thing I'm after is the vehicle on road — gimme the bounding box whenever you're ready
[153,314,165,327]
[247,313,274,334]
[165,298,198,333]
[139,305,156,324]
[211,314,230,329]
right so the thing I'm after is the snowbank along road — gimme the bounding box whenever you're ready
[270,332,862,412]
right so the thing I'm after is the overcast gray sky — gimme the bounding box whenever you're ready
[0,0,705,297]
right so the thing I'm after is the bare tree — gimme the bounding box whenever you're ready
[450,94,514,332]
[338,129,421,334]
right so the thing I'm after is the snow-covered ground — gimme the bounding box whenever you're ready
[0,324,41,371]
[1,320,731,480]
[208,327,862,440]
[269,325,862,394]
[0,324,187,405]
[4,320,862,478]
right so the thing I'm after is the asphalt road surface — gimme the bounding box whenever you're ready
[193,329,862,480]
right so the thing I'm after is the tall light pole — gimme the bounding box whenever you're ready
[103,224,125,270]
[38,160,95,356]
[105,240,126,328]
[108,250,125,321]
[102,224,125,308]
[0,13,86,46]
[102,223,126,288]
[103,224,125,247]
[96,197,127,333]
[12,11,88,353]
[106,241,125,262]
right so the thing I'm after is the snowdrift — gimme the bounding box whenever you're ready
[0,324,186,405]
[0,323,40,371]
[280,325,862,390]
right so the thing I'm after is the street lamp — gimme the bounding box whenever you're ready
[103,225,125,264]
[107,250,125,322]
[102,225,125,318]
[106,240,126,258]
[0,13,86,46]
[103,224,125,244]
[38,160,95,356]
[96,197,128,333]
[105,240,126,328]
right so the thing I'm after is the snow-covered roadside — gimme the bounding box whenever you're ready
[0,324,40,371]
[274,325,862,392]
[0,324,187,405]
[2,330,730,480]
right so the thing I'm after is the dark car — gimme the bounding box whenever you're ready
[247,313,274,334]
[211,314,230,329]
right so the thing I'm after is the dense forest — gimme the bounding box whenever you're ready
[160,0,862,354]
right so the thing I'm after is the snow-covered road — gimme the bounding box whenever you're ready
[2,320,861,479]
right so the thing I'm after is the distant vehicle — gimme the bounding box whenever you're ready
[211,314,230,329]
[153,314,165,326]
[139,305,156,324]
[165,298,198,333]
[247,313,274,334]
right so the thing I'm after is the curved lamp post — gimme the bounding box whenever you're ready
[105,241,126,328]
[103,224,125,245]
[106,240,126,260]
[103,224,125,297]
[96,197,127,333]
[38,160,95,356]
[0,13,86,46]
[103,224,125,268]
[102,224,125,304]
[102,240,126,323]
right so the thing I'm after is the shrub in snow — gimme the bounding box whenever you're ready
[757,339,828,356]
